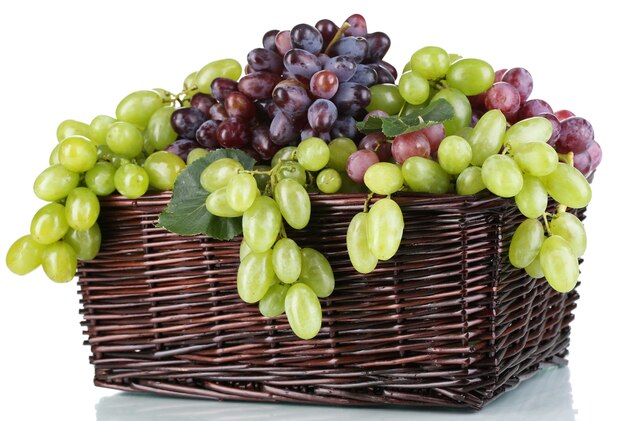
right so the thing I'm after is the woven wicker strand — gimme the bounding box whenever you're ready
[77,192,582,410]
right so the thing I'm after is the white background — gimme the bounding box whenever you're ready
[0,1,623,420]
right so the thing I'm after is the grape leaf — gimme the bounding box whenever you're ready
[158,149,255,240]
[356,99,454,137]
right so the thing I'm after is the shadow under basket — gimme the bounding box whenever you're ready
[77,192,582,410]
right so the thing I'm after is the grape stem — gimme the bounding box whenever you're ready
[324,22,351,55]
[501,145,511,155]
[558,151,575,167]
[279,221,288,240]
[542,213,552,236]
[363,192,374,213]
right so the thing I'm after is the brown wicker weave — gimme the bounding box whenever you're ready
[77,192,582,410]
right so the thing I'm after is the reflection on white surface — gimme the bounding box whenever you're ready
[96,367,575,421]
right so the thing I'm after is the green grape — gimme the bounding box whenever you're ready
[272,238,301,284]
[327,138,357,172]
[366,84,405,115]
[271,146,297,168]
[64,223,101,261]
[457,126,473,140]
[49,143,61,165]
[34,165,80,202]
[58,135,98,173]
[398,71,430,105]
[242,196,281,253]
[240,240,253,262]
[200,158,244,193]
[205,187,243,217]
[187,148,209,165]
[274,179,311,230]
[115,90,165,130]
[541,163,592,209]
[410,46,450,80]
[284,283,322,340]
[431,88,472,135]
[144,150,186,191]
[513,141,558,177]
[363,162,403,195]
[56,119,90,142]
[339,172,368,193]
[237,250,274,303]
[509,219,545,268]
[85,162,116,196]
[515,174,548,219]
[549,212,586,257]
[42,241,77,283]
[446,58,495,96]
[106,122,144,159]
[299,248,335,298]
[89,115,116,146]
[525,255,544,279]
[253,165,271,192]
[540,235,579,293]
[184,71,198,91]
[30,203,69,245]
[6,235,46,275]
[316,168,342,193]
[448,53,462,63]
[275,161,307,186]
[347,212,377,274]
[400,102,426,117]
[296,137,330,171]
[259,284,289,318]
[367,198,404,261]
[114,164,150,199]
[505,117,553,150]
[226,173,258,212]
[456,166,486,195]
[481,155,524,198]
[145,106,178,151]
[65,187,100,231]
[437,135,472,175]
[401,157,450,194]
[468,109,506,166]
[196,59,242,94]
[402,61,411,74]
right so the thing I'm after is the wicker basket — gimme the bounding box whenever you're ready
[77,192,582,410]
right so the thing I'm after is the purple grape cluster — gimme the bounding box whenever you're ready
[165,14,394,164]
[469,67,602,177]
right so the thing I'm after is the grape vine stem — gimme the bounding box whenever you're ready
[324,22,351,55]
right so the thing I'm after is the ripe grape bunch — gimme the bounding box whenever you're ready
[5,13,601,340]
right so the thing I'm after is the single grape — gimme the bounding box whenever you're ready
[391,131,430,164]
[525,255,544,279]
[165,138,201,161]
[401,157,451,194]
[327,36,368,63]
[367,198,404,261]
[171,107,208,139]
[83,162,115,196]
[398,71,430,105]
[345,13,367,36]
[346,149,379,183]
[240,240,253,262]
[502,68,533,102]
[269,111,302,145]
[364,162,403,195]
[307,99,338,133]
[262,29,279,52]
[316,168,342,193]
[366,83,403,115]
[550,212,586,257]
[6,235,46,275]
[365,32,391,62]
[272,238,301,284]
[242,196,282,253]
[259,284,289,318]
[410,46,450,80]
[195,59,242,94]
[331,115,359,139]
[537,112,562,146]
[290,23,323,54]
[513,141,558,177]
[509,219,544,268]
[283,48,322,79]
[275,161,307,186]
[541,163,592,208]
[296,137,330,171]
[208,103,229,121]
[327,137,358,171]
[226,173,258,213]
[114,164,149,199]
[33,165,79,202]
[144,150,186,191]
[299,248,335,298]
[64,223,101,261]
[274,30,293,55]
[250,126,281,161]
[515,174,548,219]
[555,110,575,121]
[285,283,322,340]
[274,179,311,229]
[333,82,371,115]
[247,48,283,74]
[467,109,506,166]
[484,82,521,116]
[65,187,100,231]
[106,122,144,159]
[210,77,239,102]
[89,115,116,146]
[481,155,524,198]
[56,119,90,142]
[349,64,378,87]
[145,107,177,151]
[200,158,244,193]
[205,187,243,217]
[271,146,297,167]
[273,84,312,118]
[216,117,250,148]
[437,135,472,175]
[324,55,357,82]
[505,117,553,150]
[237,250,274,303]
[58,135,98,173]
[540,235,578,293]
[315,19,339,49]
[375,60,398,80]
[347,212,377,274]
[195,120,220,149]
[190,93,217,117]
[446,58,495,95]
[517,99,553,120]
[223,92,256,121]
[359,132,392,161]
[30,203,68,245]
[555,117,594,154]
[115,90,165,130]
[310,70,339,99]
[42,241,77,283]
[587,140,603,172]
[431,88,472,136]
[456,166,486,195]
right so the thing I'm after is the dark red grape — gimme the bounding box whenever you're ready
[484,82,521,115]
[190,93,216,118]
[272,84,312,119]
[165,138,200,161]
[468,92,487,110]
[371,62,394,84]
[392,131,430,164]
[537,112,562,146]
[195,120,220,149]
[331,115,359,139]
[517,99,553,120]
[324,55,357,82]
[346,149,379,183]
[327,36,369,63]
[310,70,339,99]
[307,99,338,133]
[315,19,339,50]
[208,103,229,121]
[275,30,293,56]
[587,140,602,172]
[262,29,279,52]
[364,110,388,121]
[555,109,575,121]
[210,78,238,102]
[332,82,371,115]
[242,147,262,162]
[573,151,591,176]
[251,125,281,160]
[555,117,594,153]
[170,107,207,139]
[283,49,322,79]
[365,32,390,62]
[247,48,283,74]
[224,92,256,121]
[300,126,331,142]
[502,67,533,102]
[269,111,302,145]
[494,68,507,82]
[216,117,250,148]
[344,14,367,37]
[421,124,446,156]
[291,23,323,55]
[349,64,378,87]
[359,132,391,161]
[238,71,281,100]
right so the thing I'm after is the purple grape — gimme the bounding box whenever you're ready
[484,82,521,116]
[283,49,322,79]
[170,107,207,139]
[555,109,575,121]
[537,112,562,146]
[310,70,339,99]
[517,99,553,121]
[349,64,378,87]
[165,138,200,161]
[247,48,283,74]
[502,68,533,102]
[210,78,239,102]
[587,140,602,172]
[290,23,323,55]
[359,132,391,161]
[242,147,261,162]
[365,32,391,62]
[555,116,594,153]
[216,117,250,148]
[324,55,357,82]
[494,68,507,82]
[327,37,369,63]
[264,101,279,120]
[332,82,371,115]
[468,92,487,110]
[344,14,367,37]
[317,53,330,66]
[346,149,379,183]
[237,72,281,100]
[269,111,302,145]
[224,92,256,121]
[307,99,338,133]
[315,19,339,50]
[272,84,312,119]
[331,115,359,139]
[364,110,389,121]
[190,93,216,118]
[391,131,430,164]
[376,60,398,80]
[300,126,331,142]
[262,29,279,52]
[208,103,229,121]
[195,120,220,149]
[275,30,293,56]
[251,125,281,160]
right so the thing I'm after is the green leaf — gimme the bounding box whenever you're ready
[158,149,255,240]
[356,98,455,137]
